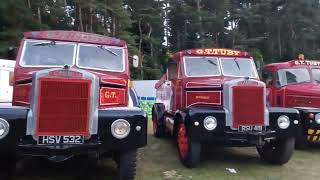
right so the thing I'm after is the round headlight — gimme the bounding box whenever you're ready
[315,113,320,124]
[277,115,290,129]
[204,116,217,131]
[0,118,9,140]
[111,119,130,139]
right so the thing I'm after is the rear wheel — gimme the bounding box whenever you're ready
[116,150,137,180]
[152,109,165,138]
[176,123,201,168]
[295,126,308,149]
[257,137,295,165]
[0,154,16,180]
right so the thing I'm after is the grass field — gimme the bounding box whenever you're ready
[17,119,320,180]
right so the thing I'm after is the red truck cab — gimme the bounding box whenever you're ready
[153,48,300,167]
[0,31,147,180]
[262,59,320,148]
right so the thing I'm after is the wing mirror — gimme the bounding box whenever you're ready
[132,55,139,68]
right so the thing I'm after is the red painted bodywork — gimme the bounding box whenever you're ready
[232,86,265,128]
[156,48,257,112]
[13,31,130,109]
[36,77,90,136]
[263,60,320,108]
[13,31,131,136]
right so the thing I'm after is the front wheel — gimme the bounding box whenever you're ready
[152,109,165,138]
[176,123,201,168]
[116,150,137,180]
[257,137,295,165]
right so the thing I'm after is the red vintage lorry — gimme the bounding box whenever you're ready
[0,31,147,180]
[262,58,320,148]
[152,48,300,167]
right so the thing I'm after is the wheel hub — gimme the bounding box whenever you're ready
[178,124,188,158]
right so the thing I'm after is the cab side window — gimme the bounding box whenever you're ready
[167,62,177,81]
[262,69,273,87]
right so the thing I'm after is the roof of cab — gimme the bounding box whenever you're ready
[264,60,320,70]
[171,48,252,61]
[24,30,126,47]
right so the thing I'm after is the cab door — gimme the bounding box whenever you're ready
[261,68,276,106]
[167,61,180,113]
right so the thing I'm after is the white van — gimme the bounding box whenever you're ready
[0,59,15,103]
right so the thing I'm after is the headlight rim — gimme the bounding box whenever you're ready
[111,119,131,139]
[277,115,290,129]
[0,118,10,140]
[203,116,218,131]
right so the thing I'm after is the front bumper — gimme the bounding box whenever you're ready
[0,105,147,158]
[295,107,320,142]
[182,106,300,146]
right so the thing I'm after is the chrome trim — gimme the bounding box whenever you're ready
[223,79,269,130]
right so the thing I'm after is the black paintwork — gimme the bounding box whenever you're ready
[0,105,147,159]
[176,106,300,147]
[295,107,320,129]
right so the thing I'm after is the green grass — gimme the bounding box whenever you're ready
[17,119,320,180]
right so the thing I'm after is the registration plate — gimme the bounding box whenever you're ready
[239,125,263,132]
[38,135,84,145]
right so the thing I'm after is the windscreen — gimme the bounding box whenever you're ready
[220,58,257,78]
[77,45,124,72]
[20,41,75,66]
[184,57,220,77]
[312,68,320,83]
[277,68,310,86]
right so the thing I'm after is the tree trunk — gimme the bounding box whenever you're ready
[78,2,84,32]
[196,0,204,47]
[37,7,42,30]
[147,22,153,58]
[27,0,31,8]
[177,31,181,51]
[277,22,282,58]
[90,7,93,32]
[112,15,116,36]
[138,18,144,79]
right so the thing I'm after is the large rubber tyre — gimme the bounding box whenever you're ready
[152,108,165,138]
[295,126,308,150]
[257,137,295,165]
[117,150,137,180]
[0,154,16,180]
[176,123,201,168]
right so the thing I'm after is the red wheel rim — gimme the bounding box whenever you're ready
[178,124,188,159]
[152,114,157,134]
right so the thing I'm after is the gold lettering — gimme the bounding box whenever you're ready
[204,49,212,55]
[220,49,227,55]
[195,96,210,100]
[212,49,218,55]
[233,51,241,56]
[196,49,203,54]
[227,50,234,55]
